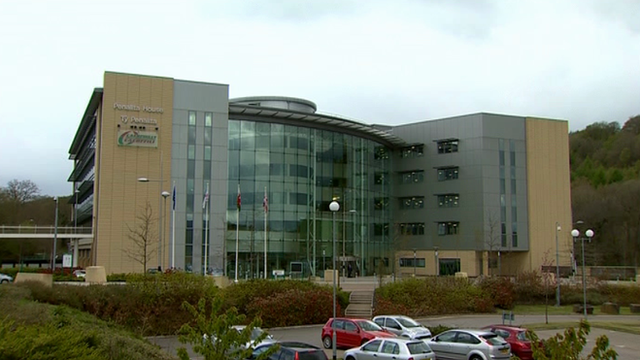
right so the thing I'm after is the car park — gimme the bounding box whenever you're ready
[373,315,432,340]
[321,317,396,349]
[481,325,536,360]
[344,337,436,360]
[0,273,13,283]
[250,341,328,360]
[428,329,511,360]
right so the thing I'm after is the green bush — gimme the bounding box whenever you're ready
[513,271,547,304]
[246,288,339,328]
[430,324,455,336]
[374,277,494,316]
[595,283,640,306]
[477,276,515,310]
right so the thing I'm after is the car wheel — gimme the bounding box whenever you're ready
[0,280,7,284]
[345,356,356,360]
[469,355,483,360]
[322,336,332,349]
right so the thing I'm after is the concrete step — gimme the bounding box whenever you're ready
[345,303,372,318]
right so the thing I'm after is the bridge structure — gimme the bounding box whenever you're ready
[0,225,93,268]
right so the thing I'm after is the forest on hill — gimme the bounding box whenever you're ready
[1,115,640,267]
[570,115,640,268]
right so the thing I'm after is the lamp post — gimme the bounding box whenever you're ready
[51,196,59,271]
[73,189,80,267]
[434,246,439,276]
[413,249,417,277]
[161,191,170,269]
[571,228,594,319]
[329,200,340,360]
[138,177,167,272]
[555,222,561,306]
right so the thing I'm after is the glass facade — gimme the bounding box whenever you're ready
[226,119,392,279]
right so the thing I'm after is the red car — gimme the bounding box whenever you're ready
[482,325,538,360]
[321,317,396,349]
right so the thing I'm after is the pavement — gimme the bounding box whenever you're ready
[147,313,640,360]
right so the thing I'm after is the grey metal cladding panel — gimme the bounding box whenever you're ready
[173,80,229,112]
[480,114,526,140]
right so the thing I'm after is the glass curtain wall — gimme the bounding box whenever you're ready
[226,119,391,279]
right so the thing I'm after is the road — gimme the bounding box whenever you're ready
[148,313,640,359]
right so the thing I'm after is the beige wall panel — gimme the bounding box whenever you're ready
[96,72,174,274]
[525,118,572,274]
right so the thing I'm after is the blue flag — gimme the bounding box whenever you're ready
[172,184,176,210]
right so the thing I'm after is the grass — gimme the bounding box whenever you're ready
[512,304,640,316]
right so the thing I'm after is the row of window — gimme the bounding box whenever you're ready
[397,167,459,184]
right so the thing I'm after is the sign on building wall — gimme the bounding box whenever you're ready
[117,130,158,148]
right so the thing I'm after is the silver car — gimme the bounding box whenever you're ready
[428,329,510,360]
[344,338,436,360]
[373,315,432,340]
[0,273,13,284]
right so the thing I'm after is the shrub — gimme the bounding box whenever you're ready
[477,276,515,310]
[513,271,545,304]
[430,324,455,336]
[246,288,339,328]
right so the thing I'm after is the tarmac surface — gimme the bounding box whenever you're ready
[148,313,640,359]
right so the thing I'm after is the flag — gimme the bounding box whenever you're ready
[263,189,269,214]
[172,183,176,210]
[202,183,209,209]
[236,184,241,211]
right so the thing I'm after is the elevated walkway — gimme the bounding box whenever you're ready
[0,225,93,239]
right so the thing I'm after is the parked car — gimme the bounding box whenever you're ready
[204,325,274,350]
[0,273,13,284]
[249,341,328,360]
[344,337,436,360]
[481,325,537,360]
[428,329,511,360]
[73,269,86,278]
[321,317,396,349]
[373,315,432,340]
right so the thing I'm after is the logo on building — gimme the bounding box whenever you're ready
[117,130,158,148]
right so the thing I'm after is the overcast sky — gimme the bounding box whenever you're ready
[1,0,638,197]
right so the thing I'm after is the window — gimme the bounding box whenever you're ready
[374,146,389,160]
[374,172,388,185]
[399,223,425,235]
[205,112,212,127]
[437,139,458,153]
[381,341,399,355]
[437,194,459,207]
[363,340,382,352]
[188,111,196,125]
[374,223,389,236]
[374,197,389,210]
[439,258,461,276]
[344,321,357,332]
[399,258,426,267]
[399,197,424,210]
[400,145,424,158]
[400,170,424,184]
[437,167,459,181]
[437,222,459,236]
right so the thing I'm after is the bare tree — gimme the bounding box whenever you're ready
[3,179,40,203]
[123,202,158,272]
[485,211,501,276]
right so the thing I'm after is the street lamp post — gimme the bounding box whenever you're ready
[555,222,561,306]
[571,228,594,319]
[434,246,439,276]
[51,197,59,271]
[161,191,170,269]
[413,249,417,277]
[329,200,340,360]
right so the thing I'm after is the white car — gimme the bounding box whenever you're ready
[344,338,436,360]
[73,270,86,278]
[373,315,432,340]
[0,273,13,283]
[203,325,274,349]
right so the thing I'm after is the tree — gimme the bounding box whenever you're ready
[485,210,502,276]
[123,202,158,272]
[528,320,617,360]
[177,297,277,360]
[0,179,40,225]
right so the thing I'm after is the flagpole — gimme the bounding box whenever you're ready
[264,186,268,279]
[171,181,176,269]
[203,182,209,275]
[235,183,240,282]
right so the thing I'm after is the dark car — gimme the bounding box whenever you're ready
[482,325,538,360]
[249,341,327,360]
[321,317,396,349]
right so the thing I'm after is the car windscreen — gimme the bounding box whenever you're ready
[397,317,421,328]
[407,341,432,354]
[357,320,384,331]
[298,349,329,360]
[481,334,506,346]
[516,331,529,341]
[250,328,265,340]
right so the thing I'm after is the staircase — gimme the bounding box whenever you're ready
[345,291,374,318]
